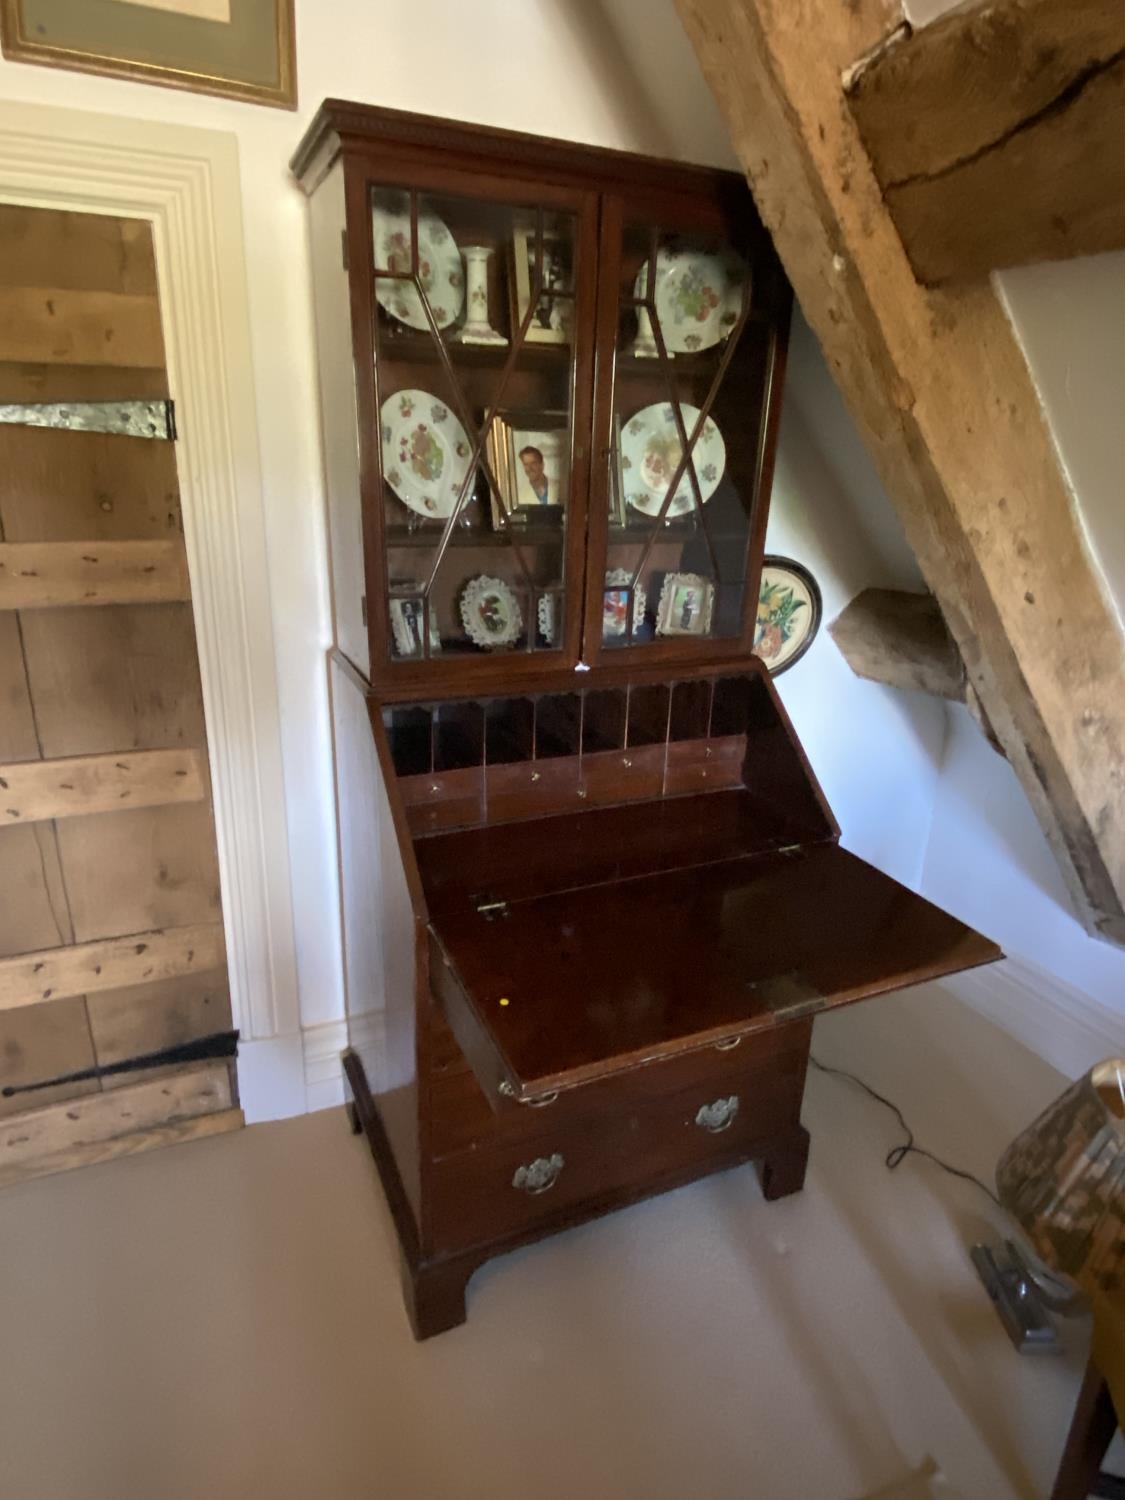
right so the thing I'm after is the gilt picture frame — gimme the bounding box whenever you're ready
[485,411,569,528]
[0,0,297,110]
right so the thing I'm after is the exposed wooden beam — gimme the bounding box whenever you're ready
[0,286,165,368]
[831,588,1003,752]
[0,748,205,825]
[830,589,963,700]
[675,0,1125,942]
[0,539,190,608]
[0,1062,237,1186]
[0,921,226,1012]
[845,0,1125,284]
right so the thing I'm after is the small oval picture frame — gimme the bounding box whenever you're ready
[754,556,822,674]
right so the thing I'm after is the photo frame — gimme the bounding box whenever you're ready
[655,572,714,637]
[0,0,297,110]
[510,223,573,345]
[389,597,441,660]
[485,413,569,527]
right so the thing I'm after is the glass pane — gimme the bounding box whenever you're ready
[602,219,774,651]
[370,186,579,663]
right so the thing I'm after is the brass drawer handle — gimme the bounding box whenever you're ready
[498,1082,559,1108]
[513,1153,565,1195]
[695,1095,740,1134]
[714,1035,742,1052]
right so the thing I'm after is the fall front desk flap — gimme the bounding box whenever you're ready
[382,667,1002,1102]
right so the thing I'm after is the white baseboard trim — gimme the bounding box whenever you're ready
[948,955,1123,1080]
[302,1019,350,1114]
[238,1034,308,1123]
[238,1015,381,1122]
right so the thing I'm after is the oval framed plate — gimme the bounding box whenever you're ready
[754,556,822,674]
[381,389,474,520]
[461,575,523,650]
[620,402,726,519]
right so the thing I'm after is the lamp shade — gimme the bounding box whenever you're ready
[997,1059,1125,1298]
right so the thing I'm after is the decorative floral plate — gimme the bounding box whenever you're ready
[460,575,523,650]
[372,191,464,332]
[634,244,748,353]
[603,568,646,639]
[619,403,726,519]
[754,556,822,674]
[380,390,474,520]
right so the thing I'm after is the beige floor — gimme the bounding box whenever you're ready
[0,984,1102,1500]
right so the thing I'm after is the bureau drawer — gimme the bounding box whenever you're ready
[429,1014,810,1159]
[429,1063,801,1250]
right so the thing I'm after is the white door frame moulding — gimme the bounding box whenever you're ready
[0,100,301,1068]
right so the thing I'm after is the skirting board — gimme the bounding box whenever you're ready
[238,1021,351,1121]
[947,955,1123,1082]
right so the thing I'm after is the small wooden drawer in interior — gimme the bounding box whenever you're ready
[664,733,746,796]
[400,766,483,835]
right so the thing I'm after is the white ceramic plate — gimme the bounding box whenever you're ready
[619,403,726,519]
[603,568,646,639]
[381,390,474,520]
[461,575,523,650]
[372,191,464,331]
[634,244,748,353]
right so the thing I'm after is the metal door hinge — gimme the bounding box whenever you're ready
[341,228,349,273]
[360,594,368,626]
[0,399,176,441]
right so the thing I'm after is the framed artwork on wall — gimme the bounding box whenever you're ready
[0,0,296,110]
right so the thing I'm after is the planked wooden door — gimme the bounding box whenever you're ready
[0,205,241,1186]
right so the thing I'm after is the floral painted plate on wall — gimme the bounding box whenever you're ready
[634,244,748,353]
[754,557,822,674]
[461,575,523,650]
[619,402,726,519]
[372,192,465,331]
[381,390,474,520]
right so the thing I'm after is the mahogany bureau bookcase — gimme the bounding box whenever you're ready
[291,101,1001,1339]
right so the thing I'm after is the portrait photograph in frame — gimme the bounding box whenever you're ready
[0,0,297,109]
[389,597,441,660]
[485,412,569,527]
[655,572,714,637]
[510,221,573,345]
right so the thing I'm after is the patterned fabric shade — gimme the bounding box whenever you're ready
[997,1059,1125,1298]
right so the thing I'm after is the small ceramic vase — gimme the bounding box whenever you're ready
[458,245,507,346]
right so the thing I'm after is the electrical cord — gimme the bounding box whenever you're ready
[809,1053,1002,1209]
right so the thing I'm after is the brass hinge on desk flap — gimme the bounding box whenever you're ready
[0,399,176,441]
[475,897,510,921]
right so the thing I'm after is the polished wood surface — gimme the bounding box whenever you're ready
[304,102,1004,1337]
[292,100,792,697]
[429,841,1000,1098]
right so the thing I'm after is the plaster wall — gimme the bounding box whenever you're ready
[0,0,945,1112]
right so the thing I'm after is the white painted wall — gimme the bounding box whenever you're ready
[0,0,960,1111]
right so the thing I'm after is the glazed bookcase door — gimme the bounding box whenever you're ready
[356,163,597,685]
[585,189,791,666]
